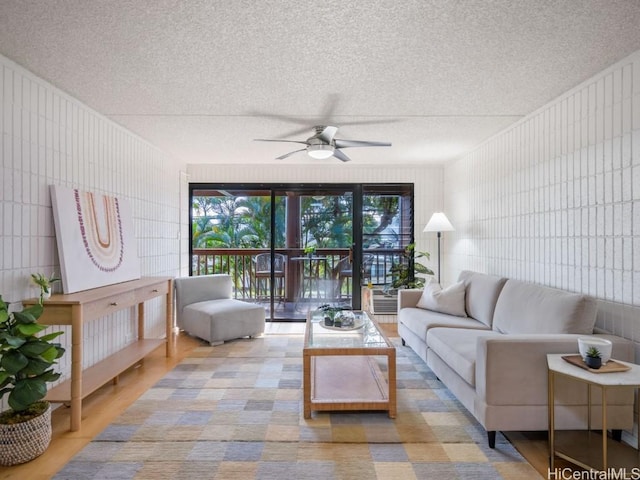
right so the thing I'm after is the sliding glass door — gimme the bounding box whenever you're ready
[189,183,413,321]
[272,186,356,320]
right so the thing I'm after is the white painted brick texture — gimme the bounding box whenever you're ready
[0,54,185,404]
[445,50,640,350]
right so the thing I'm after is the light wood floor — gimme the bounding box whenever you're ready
[0,323,558,479]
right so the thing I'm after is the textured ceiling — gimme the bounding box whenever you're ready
[1,0,640,165]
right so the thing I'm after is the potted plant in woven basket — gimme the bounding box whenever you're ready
[0,295,65,466]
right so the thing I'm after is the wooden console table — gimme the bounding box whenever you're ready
[25,276,174,431]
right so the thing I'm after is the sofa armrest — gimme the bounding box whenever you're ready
[398,289,423,309]
[476,334,634,406]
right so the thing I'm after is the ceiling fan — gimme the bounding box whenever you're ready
[254,125,391,162]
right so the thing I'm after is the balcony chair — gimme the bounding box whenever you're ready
[333,254,374,299]
[174,274,265,345]
[254,253,286,302]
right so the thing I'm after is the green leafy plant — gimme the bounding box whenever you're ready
[30,273,60,301]
[385,243,434,291]
[586,346,601,359]
[303,245,316,255]
[317,304,344,316]
[0,295,65,420]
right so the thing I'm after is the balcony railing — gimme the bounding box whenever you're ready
[191,248,405,303]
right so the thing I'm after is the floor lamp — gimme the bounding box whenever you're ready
[423,212,454,285]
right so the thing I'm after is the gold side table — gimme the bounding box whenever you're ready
[547,354,640,471]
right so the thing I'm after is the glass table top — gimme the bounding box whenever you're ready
[305,310,391,349]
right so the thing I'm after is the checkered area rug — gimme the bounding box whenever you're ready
[54,335,541,479]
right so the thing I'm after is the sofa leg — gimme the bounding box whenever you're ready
[401,338,406,346]
[487,431,496,449]
[611,429,622,442]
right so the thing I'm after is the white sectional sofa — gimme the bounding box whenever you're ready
[398,270,636,448]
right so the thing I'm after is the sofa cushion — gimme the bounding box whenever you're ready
[182,299,265,342]
[492,279,597,334]
[427,328,501,387]
[399,307,490,342]
[416,281,467,317]
[458,271,508,327]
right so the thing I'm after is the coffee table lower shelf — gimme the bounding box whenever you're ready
[306,355,394,418]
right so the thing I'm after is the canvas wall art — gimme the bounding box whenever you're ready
[50,185,141,294]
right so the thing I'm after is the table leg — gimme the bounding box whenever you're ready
[70,305,83,432]
[602,386,607,471]
[388,349,396,419]
[303,353,311,418]
[166,279,175,357]
[548,369,555,470]
[587,383,592,432]
[138,302,145,340]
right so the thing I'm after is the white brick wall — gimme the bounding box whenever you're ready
[445,47,640,447]
[0,54,185,399]
[444,49,640,350]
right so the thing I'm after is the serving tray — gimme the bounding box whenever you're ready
[320,317,365,331]
[562,354,631,373]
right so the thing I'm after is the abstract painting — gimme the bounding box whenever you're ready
[50,185,141,294]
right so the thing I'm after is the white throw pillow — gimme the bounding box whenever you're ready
[416,281,467,317]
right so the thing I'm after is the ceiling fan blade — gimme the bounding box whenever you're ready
[319,93,340,122]
[332,149,351,162]
[247,111,316,126]
[334,139,391,148]
[335,118,402,127]
[318,126,338,143]
[276,125,319,138]
[254,138,309,145]
[276,148,307,160]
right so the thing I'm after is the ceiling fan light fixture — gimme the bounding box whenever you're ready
[307,144,334,159]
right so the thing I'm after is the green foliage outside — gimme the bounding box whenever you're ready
[191,192,415,288]
[193,194,402,251]
[192,196,286,249]
[300,195,352,249]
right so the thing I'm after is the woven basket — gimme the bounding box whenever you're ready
[0,403,52,466]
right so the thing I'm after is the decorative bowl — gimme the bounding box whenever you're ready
[577,337,612,365]
[334,310,355,327]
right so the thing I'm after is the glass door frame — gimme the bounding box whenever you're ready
[189,182,414,321]
[271,184,361,316]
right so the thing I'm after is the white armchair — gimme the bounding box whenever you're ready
[174,274,265,345]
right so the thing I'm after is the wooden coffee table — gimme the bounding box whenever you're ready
[303,310,396,419]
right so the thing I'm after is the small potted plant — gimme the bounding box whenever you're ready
[30,273,60,302]
[0,295,65,465]
[584,346,602,369]
[317,304,343,326]
[303,245,316,258]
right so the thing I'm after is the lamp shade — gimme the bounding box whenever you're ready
[423,212,454,232]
